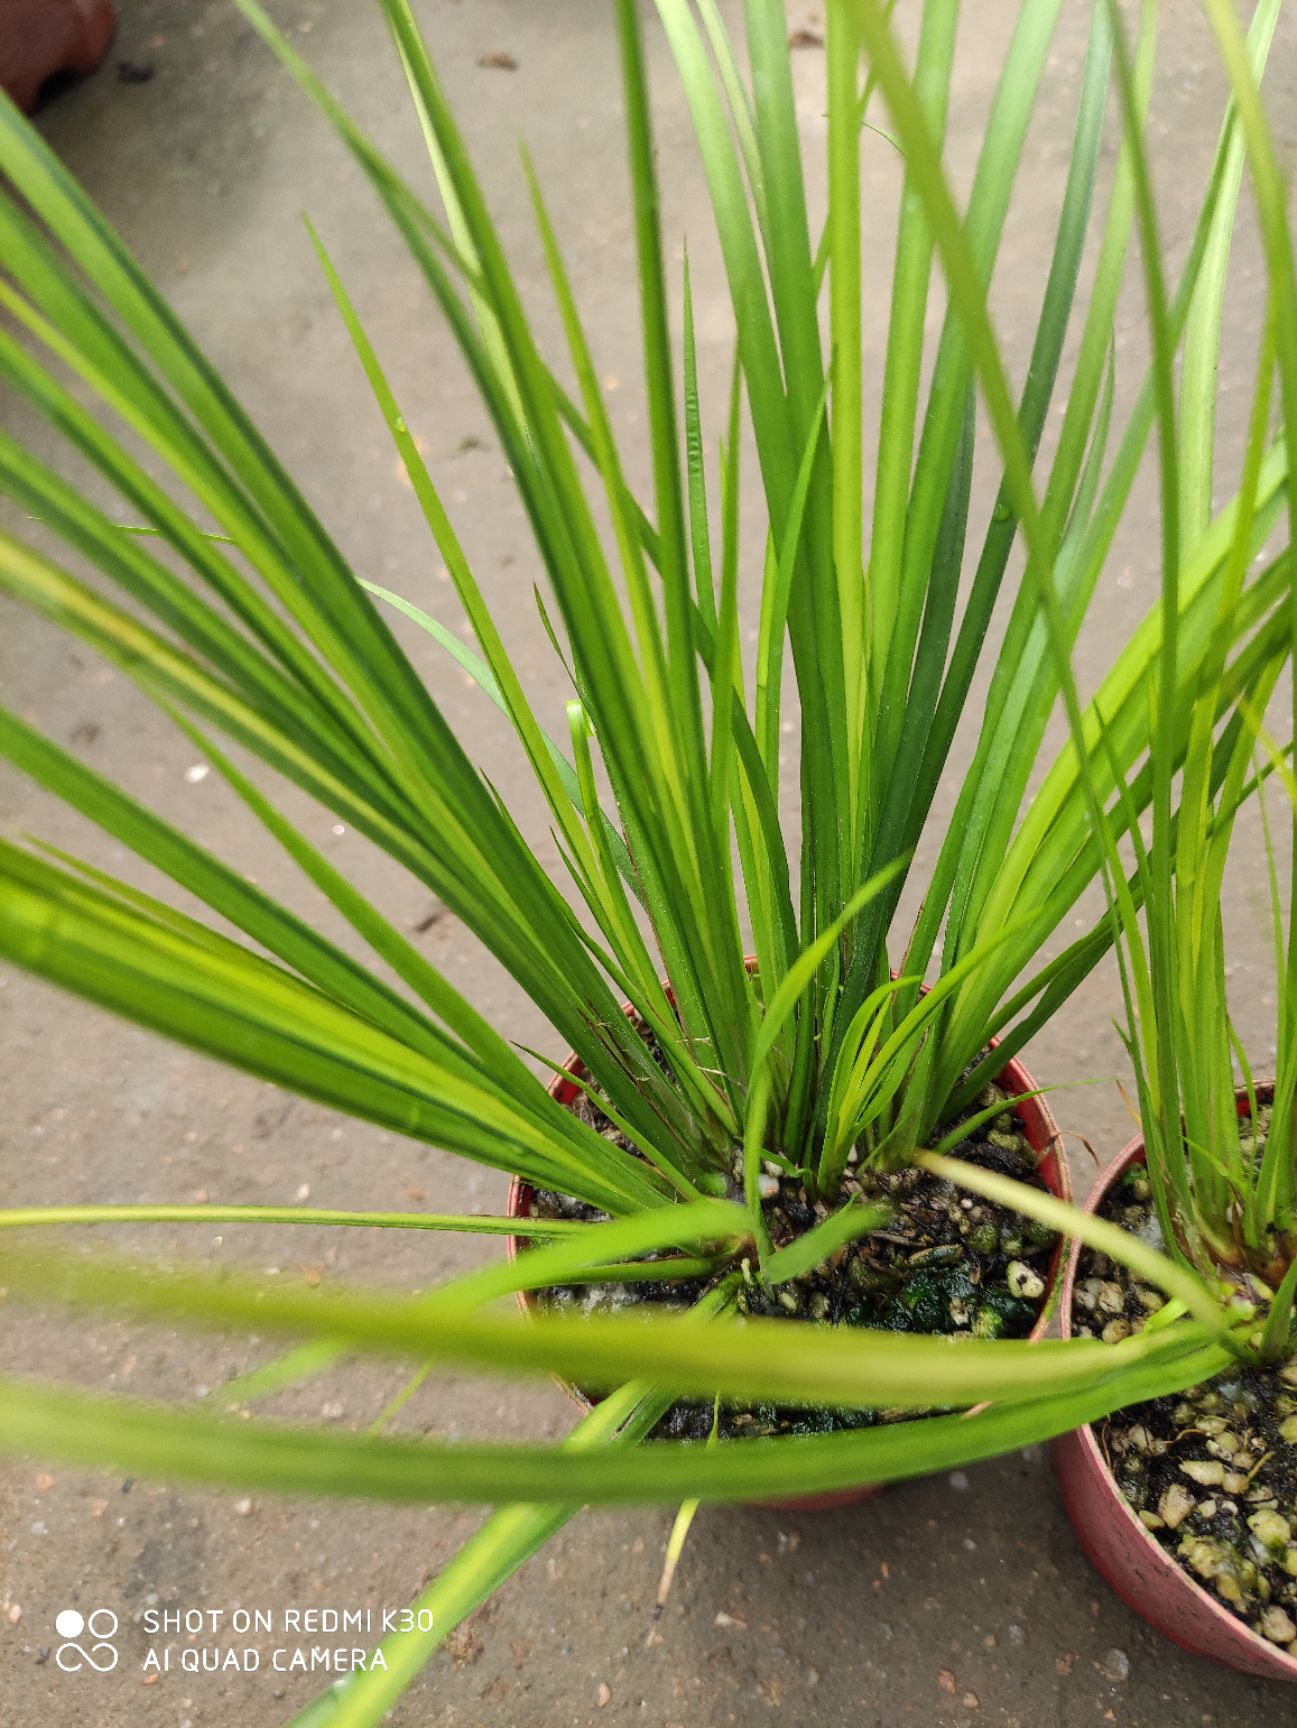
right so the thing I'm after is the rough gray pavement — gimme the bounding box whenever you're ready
[2,1,1295,1723]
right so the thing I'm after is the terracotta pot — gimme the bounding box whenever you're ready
[1052,1086,1297,1682]
[0,0,116,113]
[507,985,1069,1512]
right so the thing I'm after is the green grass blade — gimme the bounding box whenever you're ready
[0,1326,1234,1506]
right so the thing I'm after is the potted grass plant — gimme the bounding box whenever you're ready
[1053,684,1297,1678]
[1052,300,1297,1683]
[1043,0,1297,1681]
[0,0,1294,1717]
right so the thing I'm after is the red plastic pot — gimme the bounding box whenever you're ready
[0,0,116,113]
[1052,1087,1297,1682]
[508,991,1069,1512]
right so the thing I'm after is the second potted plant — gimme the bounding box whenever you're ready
[1051,0,1297,1661]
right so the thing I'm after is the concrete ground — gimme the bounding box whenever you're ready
[2,0,1296,1723]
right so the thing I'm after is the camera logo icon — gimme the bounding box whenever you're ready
[54,1607,119,1673]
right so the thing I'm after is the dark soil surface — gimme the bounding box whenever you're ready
[528,1064,1057,1441]
[1072,1153,1297,1655]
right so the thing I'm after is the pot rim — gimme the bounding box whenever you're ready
[1057,1080,1297,1681]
